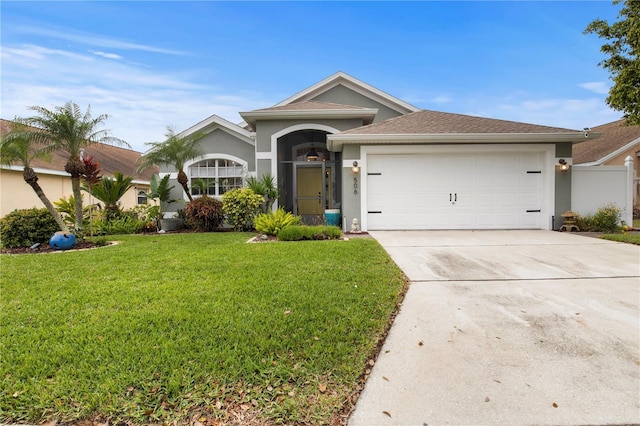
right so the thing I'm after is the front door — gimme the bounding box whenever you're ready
[296,165,332,221]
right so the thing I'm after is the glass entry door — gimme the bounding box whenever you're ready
[295,164,332,222]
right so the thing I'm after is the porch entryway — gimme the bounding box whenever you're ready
[276,129,341,225]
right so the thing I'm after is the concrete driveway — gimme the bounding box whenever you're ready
[349,230,640,426]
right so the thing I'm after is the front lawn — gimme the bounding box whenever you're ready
[0,233,407,425]
[600,232,640,245]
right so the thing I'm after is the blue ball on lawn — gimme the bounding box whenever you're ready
[49,232,76,250]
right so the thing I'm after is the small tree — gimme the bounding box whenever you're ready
[144,174,177,230]
[85,172,134,220]
[585,0,640,125]
[246,173,279,213]
[137,126,203,202]
[0,124,68,232]
[15,101,129,234]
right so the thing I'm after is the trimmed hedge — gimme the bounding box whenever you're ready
[277,225,342,241]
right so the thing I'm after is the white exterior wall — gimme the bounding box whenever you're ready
[571,157,634,225]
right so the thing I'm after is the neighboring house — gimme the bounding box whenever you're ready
[0,119,155,218]
[572,119,640,208]
[161,71,593,231]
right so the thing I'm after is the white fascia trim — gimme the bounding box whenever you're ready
[176,114,254,143]
[131,179,151,185]
[240,108,379,128]
[359,144,556,232]
[1,164,71,177]
[273,71,420,114]
[327,132,589,151]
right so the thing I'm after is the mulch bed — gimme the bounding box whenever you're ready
[1,241,105,255]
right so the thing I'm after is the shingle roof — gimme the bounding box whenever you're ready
[252,100,374,112]
[0,119,155,181]
[572,119,640,164]
[339,109,579,135]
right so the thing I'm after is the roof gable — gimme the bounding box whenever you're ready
[175,114,255,146]
[572,119,640,164]
[273,71,419,116]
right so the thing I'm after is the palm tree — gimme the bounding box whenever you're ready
[0,124,69,232]
[17,101,128,234]
[85,172,134,220]
[137,126,203,202]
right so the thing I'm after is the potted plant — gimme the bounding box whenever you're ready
[144,174,183,231]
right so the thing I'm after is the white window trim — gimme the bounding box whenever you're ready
[185,153,248,200]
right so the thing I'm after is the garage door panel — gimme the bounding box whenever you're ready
[366,151,546,230]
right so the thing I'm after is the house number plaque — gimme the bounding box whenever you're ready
[353,177,358,194]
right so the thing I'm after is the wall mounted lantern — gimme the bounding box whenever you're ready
[558,159,570,172]
[351,161,360,174]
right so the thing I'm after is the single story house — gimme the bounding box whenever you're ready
[0,119,154,218]
[161,71,596,231]
[572,119,640,208]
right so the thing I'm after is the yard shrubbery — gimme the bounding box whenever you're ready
[0,208,61,248]
[254,208,302,236]
[277,225,342,241]
[222,188,263,231]
[576,203,623,233]
[184,196,224,231]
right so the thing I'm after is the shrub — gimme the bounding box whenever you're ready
[185,196,224,232]
[0,208,61,248]
[576,203,623,233]
[222,188,264,231]
[94,215,148,235]
[277,225,342,241]
[254,208,302,236]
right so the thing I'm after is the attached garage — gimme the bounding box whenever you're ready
[359,144,557,231]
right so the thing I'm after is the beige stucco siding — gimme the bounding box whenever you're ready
[0,169,149,217]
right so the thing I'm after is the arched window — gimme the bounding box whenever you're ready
[189,159,244,197]
[137,190,147,205]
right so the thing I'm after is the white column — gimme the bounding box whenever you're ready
[624,155,634,226]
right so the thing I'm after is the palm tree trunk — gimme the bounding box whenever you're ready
[71,175,84,233]
[23,167,69,232]
[177,169,193,202]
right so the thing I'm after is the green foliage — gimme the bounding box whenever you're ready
[184,196,224,232]
[277,225,342,241]
[84,172,134,220]
[600,233,640,245]
[254,208,302,236]
[137,126,203,202]
[584,0,640,125]
[54,195,89,230]
[222,188,264,231]
[576,203,623,233]
[0,208,61,248]
[94,215,148,235]
[246,173,279,213]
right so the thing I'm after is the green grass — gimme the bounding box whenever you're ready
[0,233,406,424]
[600,232,640,245]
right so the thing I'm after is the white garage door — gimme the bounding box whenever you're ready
[366,152,546,230]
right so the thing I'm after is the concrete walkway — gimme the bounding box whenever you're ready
[349,230,640,426]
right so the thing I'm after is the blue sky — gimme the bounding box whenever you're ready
[1,1,622,152]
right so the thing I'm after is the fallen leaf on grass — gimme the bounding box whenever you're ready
[319,384,327,393]
[284,310,292,315]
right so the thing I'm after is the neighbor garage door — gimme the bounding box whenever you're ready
[366,151,546,230]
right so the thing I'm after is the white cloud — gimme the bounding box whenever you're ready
[14,25,187,56]
[90,50,124,60]
[579,82,610,95]
[1,42,272,152]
